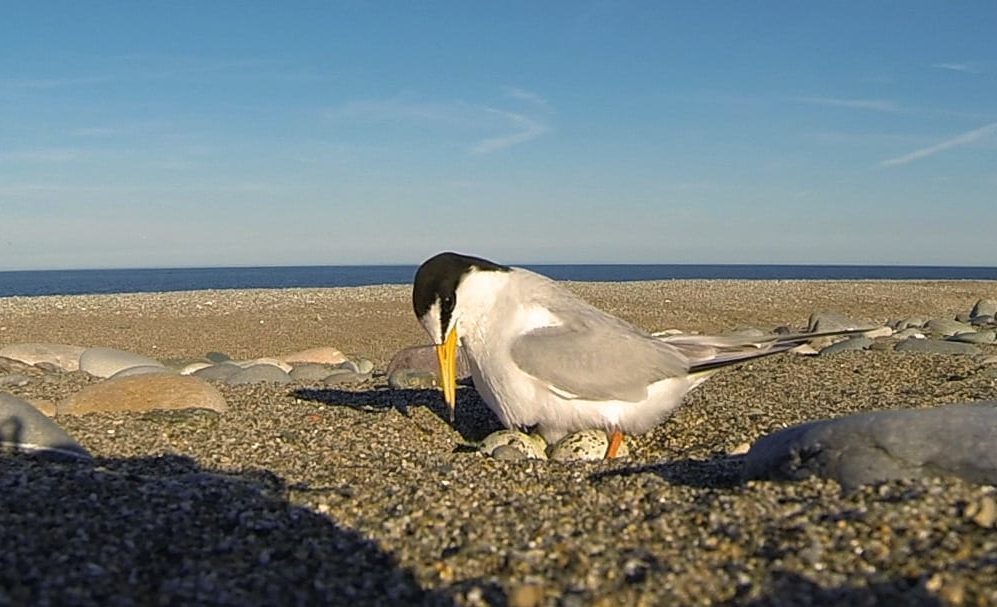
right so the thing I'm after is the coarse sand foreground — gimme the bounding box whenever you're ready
[2,279,997,606]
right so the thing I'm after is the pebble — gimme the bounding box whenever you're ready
[965,495,997,528]
[59,374,228,414]
[549,429,629,461]
[0,343,87,372]
[744,402,997,491]
[0,393,91,459]
[79,347,165,378]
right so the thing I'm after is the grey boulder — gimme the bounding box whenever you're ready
[743,402,997,491]
[894,339,980,355]
[0,393,91,460]
[971,299,997,319]
[80,347,165,378]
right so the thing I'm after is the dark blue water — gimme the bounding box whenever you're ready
[1,265,996,297]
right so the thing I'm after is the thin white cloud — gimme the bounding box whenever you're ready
[326,90,552,155]
[471,109,550,154]
[931,62,981,74]
[880,121,997,167]
[795,96,901,113]
[502,86,549,108]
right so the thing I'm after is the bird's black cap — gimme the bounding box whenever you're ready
[412,252,510,325]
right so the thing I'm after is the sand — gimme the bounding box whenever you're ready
[2,280,997,606]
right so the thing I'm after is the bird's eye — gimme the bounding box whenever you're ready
[441,294,455,310]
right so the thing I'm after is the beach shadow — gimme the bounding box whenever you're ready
[591,453,747,489]
[721,570,945,606]
[0,452,456,606]
[293,385,504,443]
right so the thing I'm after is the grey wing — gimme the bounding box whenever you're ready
[509,317,691,402]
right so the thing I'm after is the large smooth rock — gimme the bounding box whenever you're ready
[386,344,472,380]
[0,343,87,372]
[894,339,980,355]
[1,393,91,459]
[59,374,227,415]
[924,319,975,337]
[743,402,997,491]
[225,364,292,386]
[807,311,876,333]
[279,347,347,366]
[971,299,997,319]
[79,347,165,379]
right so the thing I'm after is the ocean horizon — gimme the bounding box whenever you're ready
[2,264,996,298]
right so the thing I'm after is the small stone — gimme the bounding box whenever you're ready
[964,495,997,528]
[549,429,629,462]
[354,358,375,374]
[279,347,347,366]
[338,360,362,374]
[59,374,228,415]
[730,441,752,455]
[0,343,87,372]
[507,583,545,607]
[0,393,91,459]
[388,369,438,390]
[79,347,165,379]
[491,445,528,461]
[480,430,548,460]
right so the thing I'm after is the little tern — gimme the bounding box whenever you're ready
[413,251,848,458]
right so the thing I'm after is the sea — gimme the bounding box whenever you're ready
[1,264,996,298]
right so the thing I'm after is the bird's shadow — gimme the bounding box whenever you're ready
[293,384,504,444]
[591,452,747,489]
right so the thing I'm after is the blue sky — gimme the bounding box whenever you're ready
[1,1,995,270]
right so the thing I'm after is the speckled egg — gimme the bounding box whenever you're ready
[549,430,629,462]
[479,429,548,460]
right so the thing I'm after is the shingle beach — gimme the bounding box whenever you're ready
[3,280,997,606]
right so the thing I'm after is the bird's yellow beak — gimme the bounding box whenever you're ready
[435,327,459,422]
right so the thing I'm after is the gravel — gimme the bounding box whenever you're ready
[2,280,997,606]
